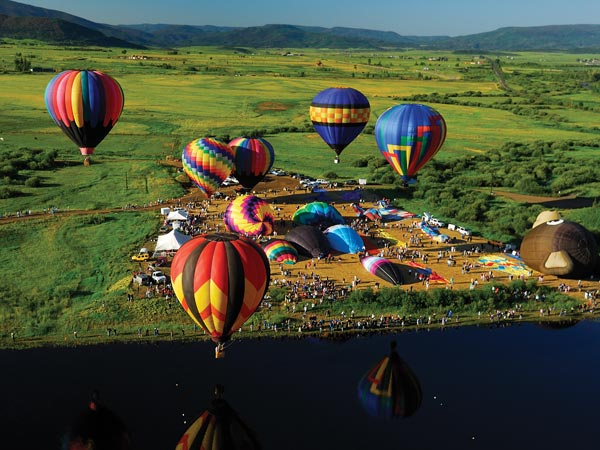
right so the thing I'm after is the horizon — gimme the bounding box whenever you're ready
[12,0,600,37]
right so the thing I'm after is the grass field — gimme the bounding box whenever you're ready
[1,42,599,343]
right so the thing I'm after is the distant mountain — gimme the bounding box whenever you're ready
[428,25,600,51]
[1,0,600,51]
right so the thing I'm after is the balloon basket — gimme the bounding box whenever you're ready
[215,345,225,359]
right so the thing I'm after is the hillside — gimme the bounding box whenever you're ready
[1,0,600,51]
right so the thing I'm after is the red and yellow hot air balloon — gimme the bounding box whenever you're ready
[182,138,235,198]
[44,70,124,161]
[171,233,270,358]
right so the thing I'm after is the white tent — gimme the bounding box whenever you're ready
[167,209,189,222]
[154,229,192,254]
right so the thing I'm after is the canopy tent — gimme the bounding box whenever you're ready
[154,229,192,255]
[167,209,189,222]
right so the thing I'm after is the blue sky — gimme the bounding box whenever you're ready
[18,0,600,36]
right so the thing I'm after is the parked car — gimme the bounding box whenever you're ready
[315,179,329,185]
[151,271,167,284]
[270,169,287,176]
[457,226,471,236]
[133,273,151,285]
[131,252,150,262]
[428,218,446,228]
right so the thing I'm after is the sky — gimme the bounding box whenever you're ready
[16,0,600,36]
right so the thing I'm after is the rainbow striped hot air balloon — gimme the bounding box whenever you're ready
[310,87,370,163]
[358,342,422,419]
[45,70,124,158]
[171,233,270,358]
[375,103,446,183]
[223,195,275,237]
[182,138,235,198]
[229,137,275,190]
[262,239,298,265]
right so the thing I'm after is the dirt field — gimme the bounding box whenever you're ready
[183,175,597,300]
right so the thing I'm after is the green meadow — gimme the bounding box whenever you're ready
[0,42,599,343]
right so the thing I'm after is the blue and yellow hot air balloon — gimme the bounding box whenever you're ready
[229,137,275,190]
[223,195,275,237]
[374,103,446,183]
[45,70,124,161]
[171,233,270,358]
[182,138,235,199]
[310,87,370,163]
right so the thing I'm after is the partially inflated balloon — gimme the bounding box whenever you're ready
[224,195,275,237]
[285,225,330,258]
[45,70,124,157]
[324,224,364,254]
[361,256,403,285]
[171,233,270,356]
[293,202,345,228]
[262,239,298,265]
[310,87,370,161]
[375,104,446,182]
[182,138,235,198]
[229,137,275,190]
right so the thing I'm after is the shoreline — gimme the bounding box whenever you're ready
[2,309,594,351]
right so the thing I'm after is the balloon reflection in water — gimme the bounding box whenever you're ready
[358,342,422,418]
[175,385,261,450]
[62,390,131,450]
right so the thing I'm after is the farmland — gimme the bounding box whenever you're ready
[0,41,599,343]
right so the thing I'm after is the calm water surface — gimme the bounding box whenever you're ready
[2,321,600,449]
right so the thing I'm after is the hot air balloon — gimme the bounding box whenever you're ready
[223,195,275,237]
[229,137,275,190]
[171,233,270,358]
[45,70,124,163]
[375,103,446,183]
[292,202,345,228]
[182,138,235,199]
[358,342,422,419]
[361,256,403,285]
[175,385,261,450]
[62,390,131,450]
[520,216,599,279]
[262,239,298,265]
[324,224,365,254]
[285,225,330,259]
[310,87,370,163]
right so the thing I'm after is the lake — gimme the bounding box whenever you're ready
[2,320,599,449]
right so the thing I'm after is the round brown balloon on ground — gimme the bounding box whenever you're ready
[520,219,599,278]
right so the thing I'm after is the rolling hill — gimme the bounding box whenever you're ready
[1,0,600,51]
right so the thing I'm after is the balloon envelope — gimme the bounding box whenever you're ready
[171,233,270,344]
[520,219,599,278]
[324,224,364,254]
[375,103,446,181]
[45,70,124,156]
[361,256,403,285]
[285,225,330,258]
[229,137,275,190]
[182,138,235,198]
[358,343,422,418]
[310,87,370,157]
[224,195,275,237]
[262,239,298,265]
[293,202,345,228]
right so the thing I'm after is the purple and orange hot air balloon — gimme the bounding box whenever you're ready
[228,137,275,190]
[224,195,275,237]
[171,233,270,358]
[45,70,124,161]
[182,138,235,199]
